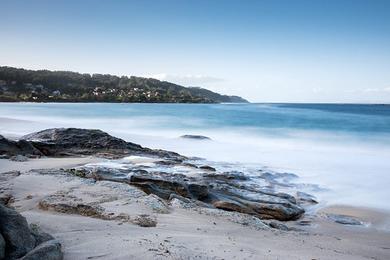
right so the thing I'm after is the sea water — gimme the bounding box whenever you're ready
[1,102,390,210]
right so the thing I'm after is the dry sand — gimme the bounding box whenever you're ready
[1,158,390,260]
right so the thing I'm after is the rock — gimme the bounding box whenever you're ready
[129,172,209,200]
[212,199,303,221]
[0,171,21,181]
[203,172,248,181]
[21,240,63,260]
[0,193,13,206]
[39,197,105,218]
[188,183,209,200]
[0,233,5,260]
[130,173,189,200]
[180,135,211,140]
[296,191,318,205]
[19,128,185,160]
[199,165,216,172]
[0,204,36,259]
[140,194,170,214]
[10,155,29,162]
[0,135,42,158]
[29,224,55,246]
[327,214,363,225]
[268,221,291,231]
[22,128,144,157]
[132,214,157,227]
[91,167,304,221]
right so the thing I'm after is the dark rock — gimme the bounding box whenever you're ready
[18,128,186,161]
[0,135,42,158]
[199,165,216,172]
[21,240,63,260]
[83,166,304,221]
[130,173,191,200]
[180,135,211,140]
[268,221,291,231]
[187,183,209,200]
[212,198,304,221]
[0,193,13,206]
[130,170,303,220]
[297,220,312,226]
[155,160,178,166]
[0,171,21,181]
[22,128,144,157]
[0,204,36,259]
[30,225,55,246]
[182,162,199,168]
[327,214,363,225]
[0,233,5,260]
[296,191,318,204]
[204,172,248,181]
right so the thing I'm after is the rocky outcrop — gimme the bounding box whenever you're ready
[0,204,62,259]
[22,128,145,157]
[99,170,305,221]
[0,135,42,158]
[1,128,308,222]
[1,128,185,160]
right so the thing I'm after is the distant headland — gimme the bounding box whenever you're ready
[0,66,248,103]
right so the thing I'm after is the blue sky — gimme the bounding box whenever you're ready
[1,0,390,103]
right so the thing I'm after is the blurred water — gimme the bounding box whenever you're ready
[1,102,390,210]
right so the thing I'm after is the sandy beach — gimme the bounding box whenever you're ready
[1,157,389,260]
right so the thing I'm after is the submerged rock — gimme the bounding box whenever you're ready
[327,214,363,225]
[296,191,318,205]
[180,135,211,140]
[199,165,216,172]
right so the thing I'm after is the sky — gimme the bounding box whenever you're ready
[1,0,390,103]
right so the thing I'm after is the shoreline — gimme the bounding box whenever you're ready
[1,156,389,259]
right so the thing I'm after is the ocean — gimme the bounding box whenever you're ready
[1,102,390,211]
